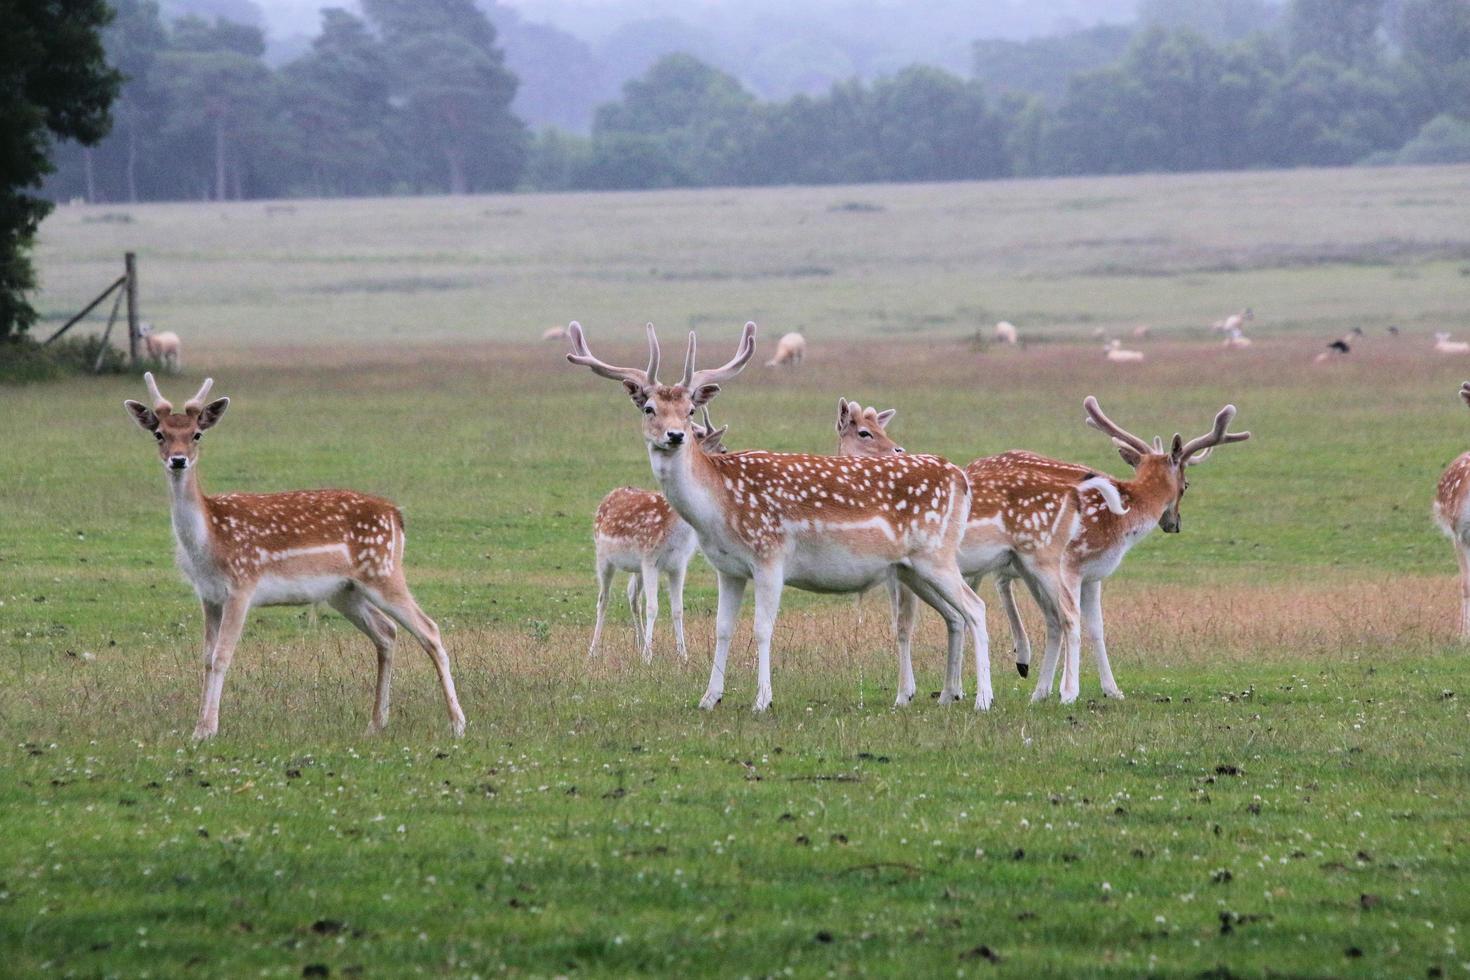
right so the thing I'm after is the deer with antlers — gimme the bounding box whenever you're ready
[1434,382,1470,638]
[123,373,466,740]
[945,397,1250,703]
[567,322,993,711]
[589,409,729,662]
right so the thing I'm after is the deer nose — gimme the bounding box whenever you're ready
[665,430,685,446]
[894,446,906,454]
[168,455,188,470]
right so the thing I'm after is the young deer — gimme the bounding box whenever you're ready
[1434,382,1470,637]
[954,397,1250,703]
[123,373,465,739]
[589,409,729,662]
[567,322,993,711]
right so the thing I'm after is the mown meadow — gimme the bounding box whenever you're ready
[3,165,1470,976]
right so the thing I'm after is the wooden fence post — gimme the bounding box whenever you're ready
[125,251,140,365]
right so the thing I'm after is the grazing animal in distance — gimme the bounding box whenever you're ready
[916,397,1250,704]
[588,409,729,663]
[1388,325,1401,336]
[567,321,993,711]
[139,322,181,373]
[1434,382,1470,638]
[1105,339,1145,362]
[1214,308,1253,334]
[1132,325,1151,340]
[1314,331,1357,363]
[122,374,465,740]
[994,321,1018,345]
[543,325,568,341]
[766,331,807,367]
[1435,332,1470,354]
[1223,327,1252,349]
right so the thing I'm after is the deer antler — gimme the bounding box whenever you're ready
[682,321,756,389]
[184,378,214,414]
[1178,404,1251,463]
[1083,396,1151,454]
[566,322,660,387]
[143,372,173,415]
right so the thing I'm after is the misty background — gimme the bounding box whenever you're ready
[44,0,1470,202]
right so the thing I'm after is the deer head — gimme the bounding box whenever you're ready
[567,321,756,453]
[124,373,229,472]
[836,397,903,456]
[1083,396,1249,534]
[692,407,731,454]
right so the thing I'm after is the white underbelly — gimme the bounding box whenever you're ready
[251,574,349,607]
[783,546,892,594]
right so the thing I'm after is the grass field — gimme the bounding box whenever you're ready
[5,165,1470,976]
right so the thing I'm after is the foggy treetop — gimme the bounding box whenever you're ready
[46,0,1470,202]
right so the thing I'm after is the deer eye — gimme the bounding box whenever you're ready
[858,429,872,438]
[643,405,654,416]
[153,430,164,442]
[193,432,202,442]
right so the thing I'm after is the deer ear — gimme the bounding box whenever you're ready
[1117,444,1143,468]
[836,398,851,433]
[622,379,649,407]
[691,383,720,407]
[197,397,229,430]
[1170,433,1184,464]
[876,408,897,427]
[124,400,158,431]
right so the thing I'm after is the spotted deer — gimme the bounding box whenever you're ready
[943,397,1250,704]
[123,373,465,740]
[589,409,729,662]
[1434,382,1470,637]
[567,322,993,711]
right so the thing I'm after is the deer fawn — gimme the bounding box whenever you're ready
[567,322,993,711]
[589,409,729,662]
[950,397,1250,704]
[123,373,466,739]
[1434,382,1470,637]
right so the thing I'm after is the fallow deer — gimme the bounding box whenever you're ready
[139,322,181,373]
[589,409,729,662]
[1434,382,1470,637]
[766,331,806,367]
[123,373,465,739]
[568,322,993,711]
[951,397,1250,704]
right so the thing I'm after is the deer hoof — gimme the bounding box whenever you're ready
[1016,662,1030,678]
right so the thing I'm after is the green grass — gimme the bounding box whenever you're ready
[5,165,1470,976]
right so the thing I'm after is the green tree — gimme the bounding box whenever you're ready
[362,0,526,193]
[277,9,394,196]
[1395,0,1470,121]
[1287,0,1386,66]
[0,0,120,339]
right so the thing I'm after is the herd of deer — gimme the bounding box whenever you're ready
[123,322,1470,740]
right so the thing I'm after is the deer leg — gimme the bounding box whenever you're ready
[198,599,221,720]
[1056,568,1085,705]
[625,573,645,653]
[330,590,398,732]
[194,590,251,741]
[750,566,784,713]
[700,572,746,710]
[907,563,991,710]
[889,577,918,706]
[639,558,659,665]
[589,560,615,658]
[1457,538,1470,639]
[1020,564,1067,703]
[366,582,466,738]
[897,570,966,705]
[666,561,689,662]
[996,573,1033,677]
[1082,579,1123,699]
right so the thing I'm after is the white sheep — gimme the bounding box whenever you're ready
[766,332,806,367]
[1435,332,1470,354]
[542,325,568,341]
[1214,308,1253,334]
[1131,324,1151,339]
[1105,338,1144,363]
[138,322,181,373]
[994,321,1018,344]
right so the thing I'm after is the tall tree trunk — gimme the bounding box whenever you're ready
[83,147,97,204]
[214,114,228,202]
[126,118,138,204]
[445,144,467,195]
